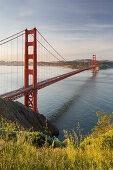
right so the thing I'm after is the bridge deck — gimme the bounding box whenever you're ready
[0,66,93,100]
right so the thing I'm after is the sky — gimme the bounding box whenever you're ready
[0,0,113,61]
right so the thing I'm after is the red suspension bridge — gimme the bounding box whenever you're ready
[0,28,98,112]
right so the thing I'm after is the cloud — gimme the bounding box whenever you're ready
[87,24,113,29]
[39,23,113,34]
[18,8,34,17]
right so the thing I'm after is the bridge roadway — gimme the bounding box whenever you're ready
[0,66,95,100]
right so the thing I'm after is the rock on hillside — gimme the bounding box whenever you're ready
[0,98,59,137]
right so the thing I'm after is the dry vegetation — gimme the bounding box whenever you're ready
[0,111,113,169]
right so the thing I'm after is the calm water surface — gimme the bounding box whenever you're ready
[0,66,113,140]
[38,68,113,140]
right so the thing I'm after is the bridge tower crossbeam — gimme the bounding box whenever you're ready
[24,28,38,112]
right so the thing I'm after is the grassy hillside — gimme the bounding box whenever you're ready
[0,111,113,169]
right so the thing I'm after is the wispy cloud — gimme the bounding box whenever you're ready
[40,24,113,33]
[88,24,113,29]
[18,8,34,17]
[0,0,113,60]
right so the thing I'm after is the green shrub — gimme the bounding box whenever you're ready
[0,111,113,170]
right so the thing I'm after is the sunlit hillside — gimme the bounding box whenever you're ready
[0,111,113,169]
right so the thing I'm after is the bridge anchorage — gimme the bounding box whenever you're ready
[0,27,98,112]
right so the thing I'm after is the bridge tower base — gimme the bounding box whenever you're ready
[24,28,38,112]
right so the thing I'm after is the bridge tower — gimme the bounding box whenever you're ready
[24,28,38,112]
[92,54,97,72]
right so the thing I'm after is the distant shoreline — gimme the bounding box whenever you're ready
[0,59,113,70]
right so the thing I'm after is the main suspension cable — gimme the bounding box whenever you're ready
[0,33,25,46]
[31,34,61,61]
[36,29,66,61]
[0,30,25,43]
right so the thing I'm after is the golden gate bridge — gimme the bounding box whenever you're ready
[0,28,98,112]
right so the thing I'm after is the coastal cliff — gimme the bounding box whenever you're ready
[0,98,59,137]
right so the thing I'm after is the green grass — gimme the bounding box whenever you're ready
[0,111,113,169]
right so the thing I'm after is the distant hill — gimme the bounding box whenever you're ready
[0,59,113,69]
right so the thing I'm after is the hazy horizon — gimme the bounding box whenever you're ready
[0,0,113,61]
